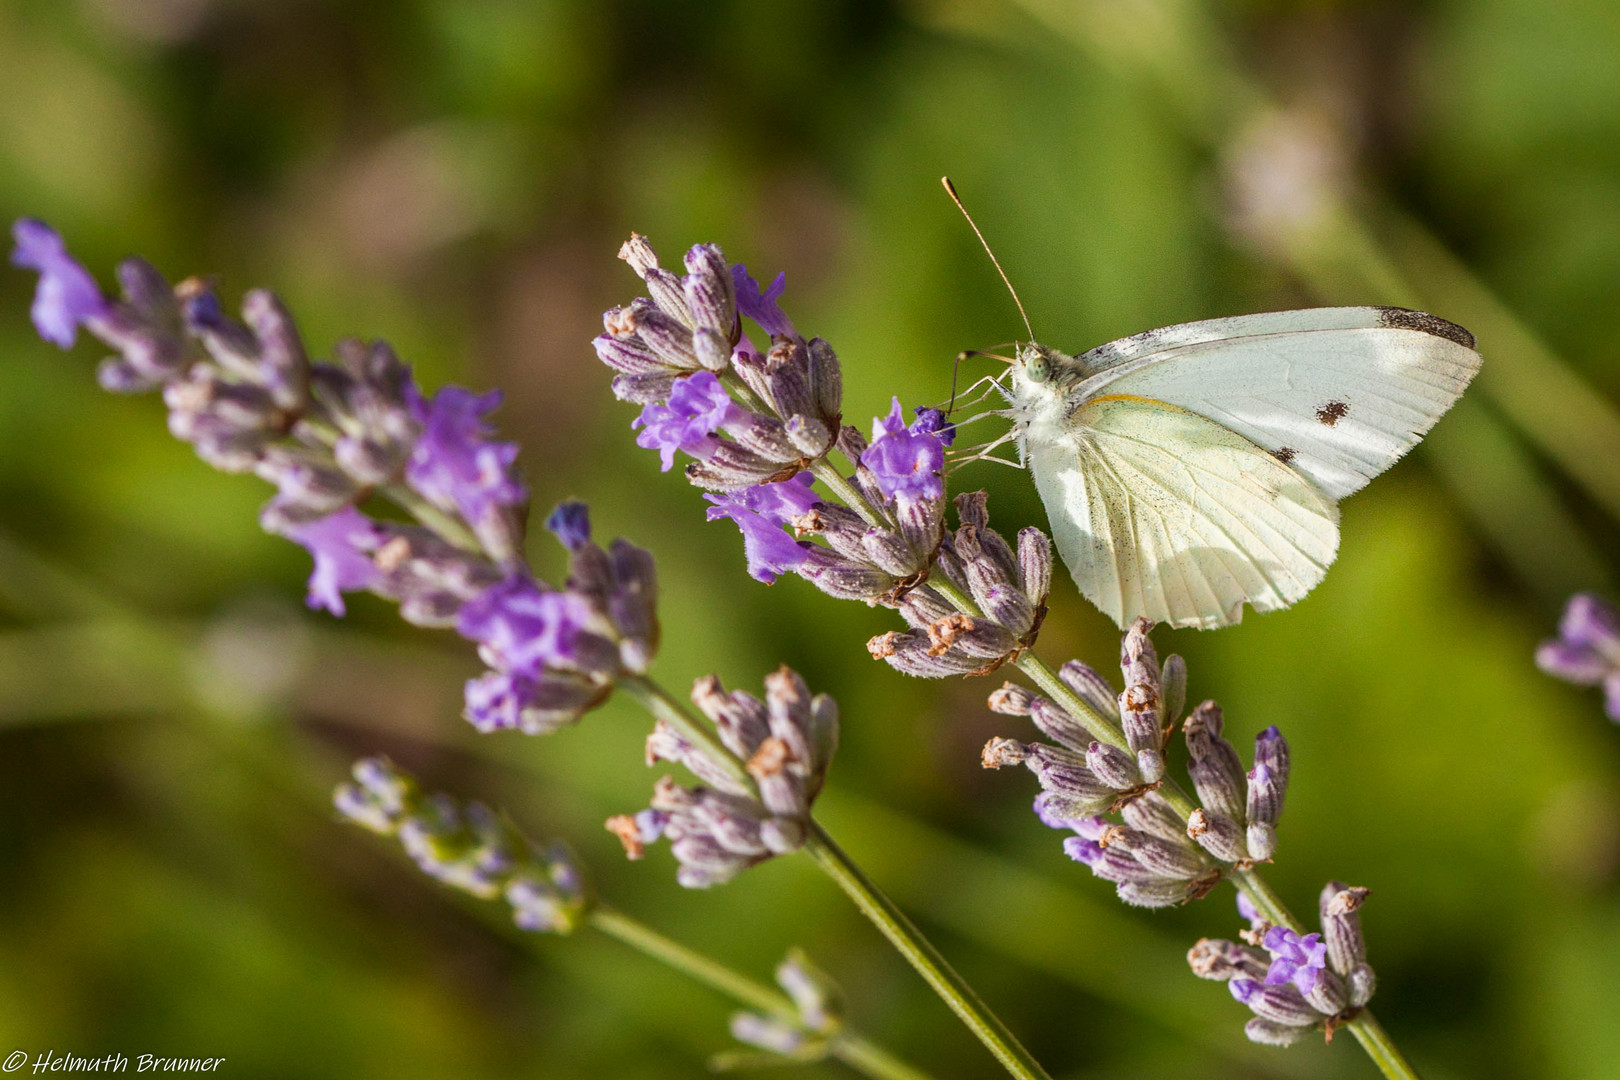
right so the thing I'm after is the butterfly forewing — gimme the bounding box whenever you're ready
[1075,308,1482,500]
[1031,396,1341,630]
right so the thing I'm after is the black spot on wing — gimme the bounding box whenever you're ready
[1376,307,1476,350]
[1272,446,1298,464]
[1316,401,1349,426]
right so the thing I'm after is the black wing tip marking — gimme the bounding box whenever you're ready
[1375,307,1477,350]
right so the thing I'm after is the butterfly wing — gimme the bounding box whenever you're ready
[1030,395,1340,630]
[1075,307,1481,499]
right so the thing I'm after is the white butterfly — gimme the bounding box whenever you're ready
[1000,306,1482,630]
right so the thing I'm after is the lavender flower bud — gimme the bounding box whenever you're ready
[728,1014,806,1056]
[1160,653,1187,725]
[1015,528,1052,608]
[1187,808,1249,863]
[1319,881,1371,976]
[1118,683,1162,756]
[178,282,262,383]
[987,682,1035,716]
[1243,1018,1315,1046]
[1086,740,1141,790]
[1103,825,1208,880]
[806,337,843,422]
[1116,879,1199,908]
[1185,701,1247,825]
[1187,938,1271,982]
[1121,791,1190,845]
[984,739,1114,811]
[776,948,843,1032]
[682,244,736,337]
[1027,697,1092,753]
[1058,660,1120,722]
[802,548,896,602]
[1229,979,1321,1027]
[1120,617,1160,693]
[1246,725,1290,829]
[240,288,309,409]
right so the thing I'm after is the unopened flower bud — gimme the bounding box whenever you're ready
[1187,808,1249,862]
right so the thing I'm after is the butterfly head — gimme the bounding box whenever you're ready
[1013,342,1086,394]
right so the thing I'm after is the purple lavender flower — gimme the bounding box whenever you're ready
[406,385,527,527]
[545,501,592,552]
[1537,593,1620,720]
[282,507,385,616]
[457,575,597,677]
[1237,890,1267,933]
[632,371,744,471]
[704,473,818,583]
[733,265,794,339]
[862,399,946,504]
[1261,926,1329,995]
[10,219,109,348]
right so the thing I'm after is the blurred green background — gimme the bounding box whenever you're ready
[2,0,1619,1077]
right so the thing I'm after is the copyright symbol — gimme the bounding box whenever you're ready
[3,1049,25,1072]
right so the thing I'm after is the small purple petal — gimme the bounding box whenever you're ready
[1261,927,1327,995]
[1062,837,1105,867]
[406,385,527,525]
[1237,891,1265,930]
[911,406,957,447]
[632,371,741,471]
[1536,640,1610,686]
[732,265,793,337]
[1229,978,1263,1005]
[545,501,592,551]
[282,507,384,616]
[861,398,945,504]
[457,575,593,676]
[10,218,109,348]
[703,474,817,584]
[463,670,537,732]
[1559,594,1620,659]
[1605,673,1620,723]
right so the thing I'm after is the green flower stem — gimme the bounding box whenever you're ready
[588,906,787,1016]
[616,673,758,796]
[589,906,937,1080]
[803,822,1054,1080]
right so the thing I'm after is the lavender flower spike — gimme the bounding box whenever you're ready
[607,667,838,888]
[1537,593,1620,721]
[335,756,588,934]
[10,218,109,348]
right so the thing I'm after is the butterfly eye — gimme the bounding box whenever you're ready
[1025,353,1051,383]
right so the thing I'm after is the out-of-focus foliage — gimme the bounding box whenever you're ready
[2,1,1618,1078]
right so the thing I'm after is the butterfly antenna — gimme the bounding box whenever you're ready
[941,176,1034,343]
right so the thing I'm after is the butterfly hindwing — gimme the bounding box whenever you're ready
[1075,308,1482,500]
[1030,395,1341,630]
